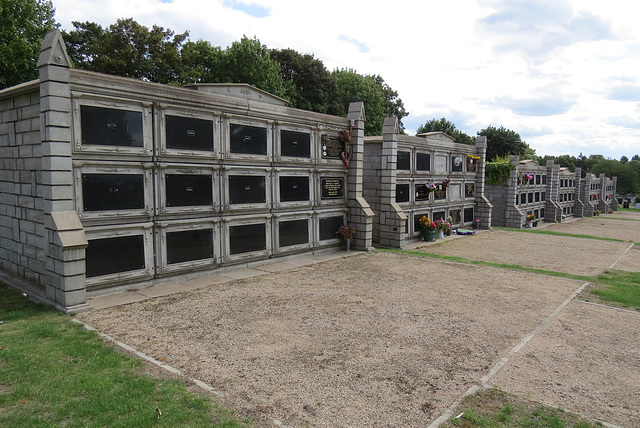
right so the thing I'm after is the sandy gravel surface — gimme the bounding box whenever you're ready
[491,301,640,427]
[76,212,640,427]
[417,229,630,276]
[77,253,582,427]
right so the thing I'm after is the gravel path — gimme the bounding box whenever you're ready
[76,213,640,427]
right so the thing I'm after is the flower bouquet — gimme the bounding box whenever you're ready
[418,216,437,232]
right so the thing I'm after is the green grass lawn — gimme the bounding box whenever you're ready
[589,270,640,311]
[0,284,251,428]
[445,388,603,428]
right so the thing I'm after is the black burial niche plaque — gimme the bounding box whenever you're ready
[321,135,344,159]
[80,105,143,147]
[166,115,214,151]
[279,176,309,202]
[281,130,311,158]
[230,124,267,155]
[166,229,213,264]
[86,235,145,278]
[82,173,145,211]
[321,177,344,199]
[279,219,308,247]
[229,223,266,254]
[415,184,431,201]
[319,216,343,241]
[229,175,266,204]
[396,184,409,203]
[397,151,410,170]
[416,153,431,171]
[166,174,213,207]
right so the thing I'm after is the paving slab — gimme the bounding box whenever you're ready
[87,291,147,310]
[218,268,267,280]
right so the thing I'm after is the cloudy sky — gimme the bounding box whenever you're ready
[51,0,640,159]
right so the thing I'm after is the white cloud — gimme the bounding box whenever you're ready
[51,0,640,158]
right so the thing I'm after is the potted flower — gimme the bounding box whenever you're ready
[418,216,437,242]
[434,219,451,239]
[336,224,355,251]
[525,213,536,227]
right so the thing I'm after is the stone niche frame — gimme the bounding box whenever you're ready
[273,168,314,210]
[71,93,153,160]
[156,105,221,161]
[315,172,348,207]
[274,122,316,164]
[221,214,273,264]
[73,161,155,222]
[83,222,155,290]
[156,164,220,216]
[154,218,221,276]
[221,166,272,213]
[221,115,273,162]
[272,212,314,256]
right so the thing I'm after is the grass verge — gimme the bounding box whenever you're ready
[586,270,640,311]
[0,283,251,428]
[378,248,594,282]
[445,388,603,427]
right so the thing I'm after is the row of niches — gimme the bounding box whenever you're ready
[84,211,347,289]
[559,177,576,188]
[525,207,546,220]
[71,97,349,164]
[407,206,476,234]
[73,163,347,221]
[517,173,547,186]
[516,191,547,205]
[396,151,480,174]
[395,181,476,204]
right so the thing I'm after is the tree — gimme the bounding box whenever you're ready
[63,18,188,84]
[332,69,407,136]
[478,125,535,161]
[178,39,223,84]
[270,48,341,114]
[416,118,475,145]
[0,0,58,89]
[217,36,286,99]
[620,155,629,164]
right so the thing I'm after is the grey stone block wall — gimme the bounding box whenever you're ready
[0,84,46,288]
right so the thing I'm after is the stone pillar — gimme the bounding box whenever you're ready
[545,160,561,222]
[611,176,618,210]
[574,167,584,217]
[473,136,492,229]
[346,102,374,251]
[378,117,407,248]
[38,30,89,311]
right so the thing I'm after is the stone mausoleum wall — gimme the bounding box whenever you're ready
[487,156,617,227]
[0,31,370,311]
[363,120,491,247]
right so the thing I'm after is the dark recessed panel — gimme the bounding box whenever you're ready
[86,235,145,278]
[230,124,267,155]
[229,175,266,204]
[396,184,409,203]
[452,156,463,172]
[319,216,343,241]
[166,229,213,264]
[279,176,309,202]
[279,219,309,247]
[416,153,431,171]
[281,130,311,158]
[166,115,214,151]
[415,184,430,201]
[82,174,145,211]
[321,177,344,199]
[397,151,410,170]
[229,223,266,254]
[464,207,474,222]
[80,105,143,147]
[166,174,213,207]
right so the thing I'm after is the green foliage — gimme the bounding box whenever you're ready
[479,125,535,162]
[332,68,407,136]
[270,48,341,114]
[178,39,223,84]
[63,18,188,84]
[416,117,475,145]
[0,284,251,427]
[485,157,514,185]
[217,36,286,98]
[0,0,58,89]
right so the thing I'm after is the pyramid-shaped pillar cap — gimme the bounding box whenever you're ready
[38,30,71,68]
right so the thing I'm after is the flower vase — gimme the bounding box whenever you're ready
[438,230,445,239]
[423,230,436,242]
[345,238,351,251]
